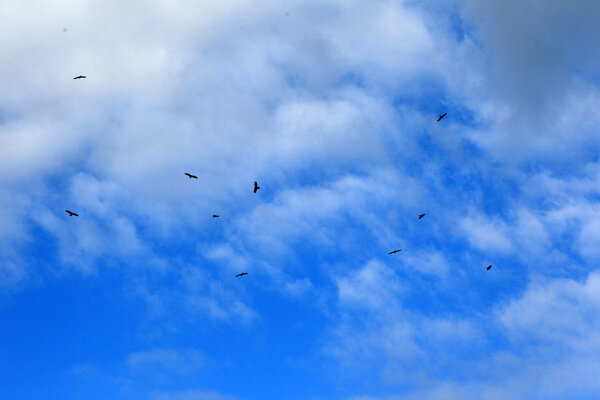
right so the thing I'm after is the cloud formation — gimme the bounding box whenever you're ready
[1,0,600,399]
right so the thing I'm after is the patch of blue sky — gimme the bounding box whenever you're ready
[0,271,141,395]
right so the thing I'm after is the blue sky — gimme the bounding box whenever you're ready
[2,0,600,399]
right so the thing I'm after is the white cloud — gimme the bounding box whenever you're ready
[127,348,205,376]
[0,0,445,294]
[0,260,27,288]
[328,259,482,381]
[334,270,600,399]
[201,167,426,297]
[181,266,257,324]
[284,277,313,296]
[499,271,600,348]
[400,250,451,276]
[336,259,403,311]
[459,212,514,254]
[1,1,600,398]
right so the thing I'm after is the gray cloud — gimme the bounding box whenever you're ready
[461,0,600,164]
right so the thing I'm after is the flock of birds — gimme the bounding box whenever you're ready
[65,76,493,273]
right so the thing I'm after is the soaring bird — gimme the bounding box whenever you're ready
[388,249,402,254]
[65,210,79,217]
[486,265,492,270]
[437,113,447,122]
[235,272,248,277]
[185,173,198,179]
[253,181,260,193]
[73,75,86,79]
[418,213,426,219]
[212,214,220,218]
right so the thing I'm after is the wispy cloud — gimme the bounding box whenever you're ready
[1,0,600,399]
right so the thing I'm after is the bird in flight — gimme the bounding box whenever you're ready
[235,272,248,277]
[185,173,198,179]
[486,265,493,270]
[73,75,86,79]
[253,181,260,193]
[388,249,402,254]
[418,213,426,219]
[65,210,79,217]
[212,214,219,218]
[437,113,447,122]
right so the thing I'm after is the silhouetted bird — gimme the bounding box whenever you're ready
[65,210,79,217]
[235,272,248,277]
[212,215,219,218]
[73,75,86,79]
[487,265,492,270]
[437,113,447,122]
[418,213,426,219]
[185,173,198,179]
[388,249,402,254]
[254,181,260,193]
